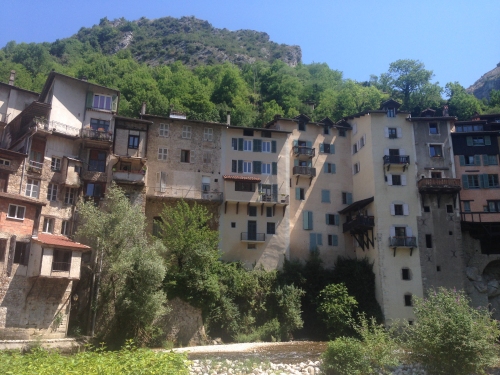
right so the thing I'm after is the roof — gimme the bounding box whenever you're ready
[0,148,27,159]
[341,109,411,121]
[223,175,262,182]
[0,192,46,206]
[141,113,228,126]
[33,233,91,251]
[380,99,401,109]
[114,115,153,125]
[406,116,457,122]
[338,197,374,215]
[0,81,40,97]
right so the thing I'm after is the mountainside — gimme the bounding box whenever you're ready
[467,63,500,100]
[73,16,302,67]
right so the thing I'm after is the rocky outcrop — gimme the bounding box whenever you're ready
[467,63,500,100]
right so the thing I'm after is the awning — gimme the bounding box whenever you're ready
[223,175,261,182]
[338,197,374,215]
[33,233,91,251]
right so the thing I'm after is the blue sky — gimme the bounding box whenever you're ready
[1,0,499,89]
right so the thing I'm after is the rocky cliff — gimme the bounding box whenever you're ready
[467,63,500,100]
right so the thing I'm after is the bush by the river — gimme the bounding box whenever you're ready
[0,341,188,375]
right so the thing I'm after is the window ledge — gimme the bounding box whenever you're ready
[6,216,24,221]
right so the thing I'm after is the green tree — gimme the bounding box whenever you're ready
[317,283,358,338]
[404,288,500,375]
[76,185,167,346]
[445,82,483,120]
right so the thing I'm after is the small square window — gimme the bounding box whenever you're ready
[463,201,471,212]
[388,128,397,139]
[203,128,213,141]
[180,150,191,163]
[392,175,402,186]
[0,158,11,166]
[431,171,442,178]
[402,268,411,280]
[261,130,272,138]
[231,222,236,228]
[394,204,404,216]
[267,222,276,235]
[323,126,329,135]
[248,206,257,216]
[243,129,254,137]
[449,231,453,235]
[128,135,139,149]
[429,123,439,134]
[266,207,273,217]
[338,128,346,137]
[423,206,430,212]
[446,205,453,213]
[429,144,443,157]
[247,243,257,250]
[298,122,306,131]
[7,204,25,220]
[437,266,441,272]
[404,294,412,307]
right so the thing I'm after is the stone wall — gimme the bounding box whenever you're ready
[162,297,206,347]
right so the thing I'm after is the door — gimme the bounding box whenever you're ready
[248,221,257,241]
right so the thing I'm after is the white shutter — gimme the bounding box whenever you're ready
[403,204,409,215]
[397,127,402,138]
[384,148,389,156]
[401,175,407,186]
[400,148,406,156]
[384,127,389,138]
[390,204,395,215]
[407,227,413,237]
[387,174,393,185]
[390,227,396,237]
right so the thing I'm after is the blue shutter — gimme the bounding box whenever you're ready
[317,233,323,246]
[271,140,277,153]
[296,187,301,200]
[303,211,310,230]
[332,235,338,246]
[485,136,492,145]
[466,136,473,146]
[309,233,317,251]
[308,211,313,230]
[238,160,243,173]
[462,175,469,189]
[319,144,324,153]
[332,164,336,174]
[321,190,330,203]
[459,155,465,166]
[324,163,329,173]
[481,174,488,188]
[330,144,335,154]
[306,141,312,149]
[347,193,353,205]
[238,138,244,151]
[491,155,499,165]
[474,155,482,166]
[308,160,312,168]
[483,155,489,166]
[293,140,298,147]
[335,214,340,226]
[325,214,330,224]
[272,162,277,175]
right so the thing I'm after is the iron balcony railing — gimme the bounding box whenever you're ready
[293,146,315,158]
[52,261,71,272]
[81,128,113,142]
[383,155,410,165]
[343,216,375,233]
[258,194,290,204]
[241,232,266,242]
[293,166,316,177]
[417,178,461,191]
[27,160,43,173]
[389,236,417,247]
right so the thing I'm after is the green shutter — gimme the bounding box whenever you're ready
[238,138,244,151]
[491,155,499,165]
[462,175,469,189]
[332,235,338,246]
[319,144,324,153]
[304,211,310,230]
[324,163,329,173]
[325,214,330,224]
[347,193,353,205]
[474,155,482,166]
[271,140,277,153]
[308,211,313,230]
[111,95,118,112]
[335,214,340,226]
[238,160,243,173]
[258,183,262,193]
[309,233,317,251]
[272,184,278,201]
[317,233,323,246]
[86,91,94,108]
[332,164,336,174]
[481,174,488,188]
[485,136,491,145]
[459,155,465,166]
[306,141,312,148]
[466,136,473,146]
[483,155,490,166]
[308,160,312,168]
[272,162,277,175]
[253,139,262,152]
[296,187,301,200]
[330,144,335,154]
[253,161,261,174]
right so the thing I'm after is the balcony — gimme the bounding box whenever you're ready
[52,261,71,272]
[258,194,290,204]
[343,215,375,233]
[241,232,266,242]
[417,178,461,194]
[293,145,315,159]
[113,170,145,185]
[50,120,80,137]
[383,155,410,165]
[389,236,417,248]
[81,128,113,142]
[27,160,43,173]
[154,187,223,203]
[293,166,316,177]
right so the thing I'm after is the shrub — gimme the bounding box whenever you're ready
[404,288,500,375]
[317,283,358,338]
[322,337,369,375]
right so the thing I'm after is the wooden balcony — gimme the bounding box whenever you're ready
[293,166,316,177]
[241,232,266,242]
[343,216,374,233]
[293,145,315,159]
[418,178,461,194]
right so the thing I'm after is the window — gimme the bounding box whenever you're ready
[64,188,76,205]
[321,189,331,203]
[472,136,486,146]
[0,158,11,166]
[231,222,236,228]
[486,155,498,165]
[182,126,192,139]
[352,123,357,134]
[243,140,252,151]
[25,179,39,198]
[359,134,366,148]
[324,163,336,174]
[90,118,110,131]
[395,226,407,237]
[267,222,276,235]
[262,163,271,175]
[309,233,323,251]
[204,128,213,141]
[387,109,395,117]
[303,211,313,230]
[243,161,252,173]
[429,144,443,157]
[13,242,29,265]
[203,151,212,164]
[152,217,163,237]
[446,204,454,213]
[353,162,360,175]
[51,157,61,171]
[328,234,338,246]
[235,181,254,192]
[326,214,339,225]
[159,123,169,137]
[296,187,305,200]
[52,249,71,271]
[463,201,471,212]
[298,122,306,131]
[7,204,25,220]
[392,175,402,186]
[423,206,430,212]
[180,150,191,163]
[352,143,358,154]
[488,174,499,188]
[429,123,439,134]
[248,206,257,217]
[487,201,500,212]
[321,143,333,153]
[61,220,71,236]
[261,130,272,138]
[231,138,238,150]
[262,141,271,153]
[47,183,58,201]
[338,128,346,137]
[425,234,433,248]
[243,129,254,137]
[158,147,168,161]
[404,294,413,307]
[342,192,352,205]
[323,126,329,135]
[89,150,106,172]
[456,124,483,132]
[466,175,480,189]
[388,127,397,139]
[394,204,404,216]
[85,183,104,198]
[247,243,257,250]
[266,207,273,217]
[128,135,139,149]
[231,160,237,173]
[92,94,112,110]
[431,171,442,178]
[389,149,400,156]
[462,155,476,166]
[402,268,411,280]
[43,217,55,233]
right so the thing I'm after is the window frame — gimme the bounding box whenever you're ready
[159,123,169,137]
[262,163,271,175]
[266,222,276,235]
[61,220,71,236]
[25,178,40,198]
[235,181,254,192]
[47,183,58,201]
[51,157,61,172]
[203,128,214,141]
[7,204,25,220]
[90,118,110,131]
[42,217,55,234]
[180,149,191,163]
[243,140,252,152]
[429,123,439,135]
[181,125,192,139]
[88,150,107,172]
[429,144,443,158]
[64,188,76,205]
[128,135,140,149]
[243,161,252,174]
[262,141,271,153]
[92,94,112,111]
[158,147,168,161]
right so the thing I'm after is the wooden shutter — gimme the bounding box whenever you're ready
[253,139,262,152]
[238,138,244,151]
[401,175,407,186]
[321,190,330,203]
[335,214,340,226]
[384,127,389,137]
[331,164,336,174]
[86,91,94,108]
[400,148,406,156]
[330,144,335,154]
[271,140,277,153]
[272,184,278,201]
[332,235,338,246]
[466,136,473,146]
[462,175,469,189]
[407,227,413,237]
[296,188,301,200]
[238,160,243,173]
[390,227,396,237]
[483,155,489,166]
[485,136,491,145]
[324,163,329,173]
[309,233,317,251]
[347,193,352,205]
[397,127,402,138]
[294,159,299,167]
[317,233,323,246]
[387,174,393,185]
[474,155,481,166]
[390,204,395,215]
[384,148,389,156]
[459,155,465,166]
[272,162,277,175]
[253,161,262,174]
[303,211,310,230]
[403,204,409,215]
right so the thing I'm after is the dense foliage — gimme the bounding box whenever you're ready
[1,17,497,125]
[403,288,500,375]
[317,283,358,338]
[0,342,188,375]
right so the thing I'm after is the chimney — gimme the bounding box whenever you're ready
[442,105,449,117]
[226,111,231,125]
[8,70,15,86]
[141,102,146,115]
